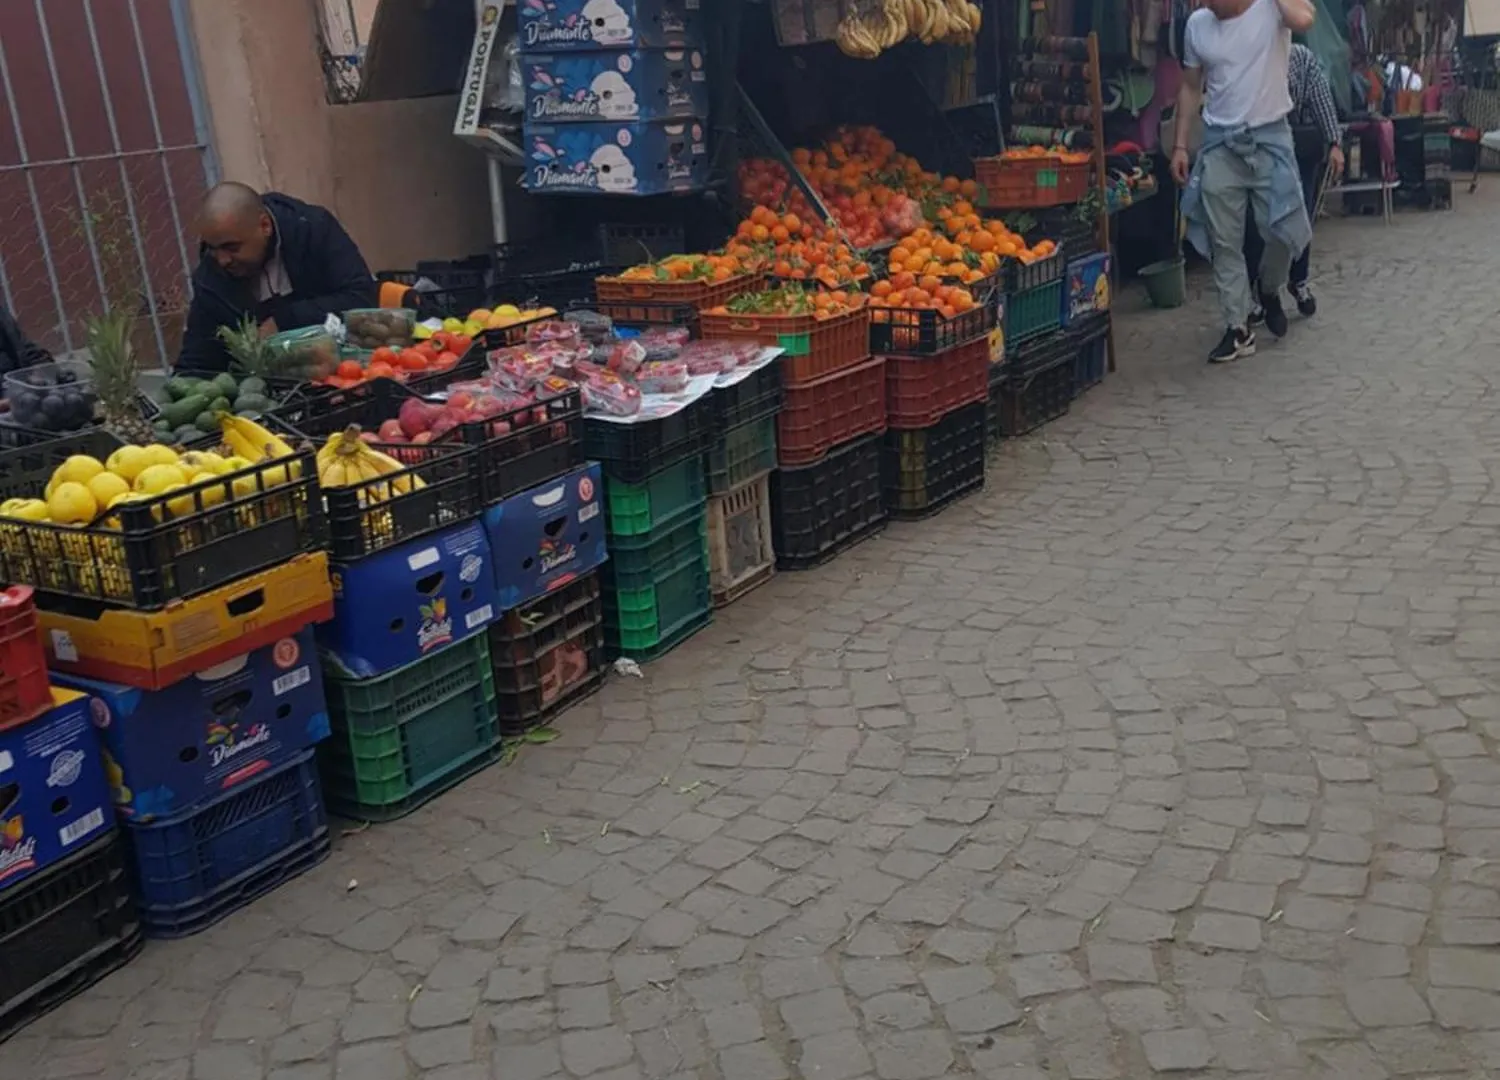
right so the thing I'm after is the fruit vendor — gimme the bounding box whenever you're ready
[0,303,52,384]
[177,182,377,372]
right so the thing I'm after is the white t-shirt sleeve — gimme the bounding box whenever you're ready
[1183,16,1203,68]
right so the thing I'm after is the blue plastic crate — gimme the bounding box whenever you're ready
[125,749,328,938]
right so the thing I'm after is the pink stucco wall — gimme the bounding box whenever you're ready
[186,0,492,272]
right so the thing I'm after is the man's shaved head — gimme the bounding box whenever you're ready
[198,182,274,280]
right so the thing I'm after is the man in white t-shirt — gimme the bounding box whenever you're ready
[1171,0,1316,364]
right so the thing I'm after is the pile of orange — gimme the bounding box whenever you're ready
[726,206,874,286]
[708,284,867,320]
[889,205,1059,281]
[614,252,752,283]
[869,279,979,319]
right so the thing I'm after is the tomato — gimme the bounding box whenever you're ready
[325,376,358,389]
[368,361,396,380]
[415,341,440,360]
[436,350,460,368]
[448,334,472,354]
[371,346,398,367]
[336,360,364,381]
[398,348,429,371]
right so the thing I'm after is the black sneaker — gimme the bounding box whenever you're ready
[1248,303,1266,327]
[1289,282,1317,317]
[1259,292,1289,337]
[1209,326,1256,364]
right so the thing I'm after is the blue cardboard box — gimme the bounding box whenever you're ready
[53,627,329,822]
[524,118,708,194]
[321,520,500,679]
[484,464,607,610]
[519,0,702,51]
[0,689,113,891]
[1063,253,1111,327]
[524,48,708,123]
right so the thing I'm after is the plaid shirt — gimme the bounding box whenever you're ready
[1288,44,1341,147]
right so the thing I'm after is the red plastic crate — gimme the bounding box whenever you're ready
[700,306,871,387]
[594,272,764,309]
[0,586,50,732]
[975,155,1093,210]
[884,337,990,429]
[778,356,887,467]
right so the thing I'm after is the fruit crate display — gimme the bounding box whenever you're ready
[0,428,124,501]
[583,395,712,485]
[991,331,1076,438]
[1071,313,1110,394]
[0,585,51,730]
[707,474,775,607]
[1002,246,1067,293]
[771,431,887,570]
[145,370,302,451]
[322,438,480,562]
[0,450,324,609]
[319,635,501,821]
[700,306,871,386]
[1004,280,1065,346]
[778,356,887,467]
[710,357,782,429]
[974,153,1092,209]
[488,572,604,736]
[602,514,712,662]
[868,298,994,357]
[127,749,329,938]
[605,454,706,537]
[707,414,778,495]
[0,831,142,1042]
[881,401,987,519]
[594,296,701,331]
[594,269,764,311]
[884,337,990,429]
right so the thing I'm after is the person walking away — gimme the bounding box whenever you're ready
[1245,43,1344,321]
[1171,0,1316,364]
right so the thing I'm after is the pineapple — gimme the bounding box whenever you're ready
[216,315,280,379]
[85,307,155,446]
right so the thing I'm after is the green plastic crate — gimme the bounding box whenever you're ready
[706,415,777,494]
[318,636,501,821]
[606,509,709,592]
[603,530,712,660]
[605,455,706,536]
[1004,279,1063,345]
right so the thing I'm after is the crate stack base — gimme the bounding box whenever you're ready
[603,494,712,662]
[991,331,1076,438]
[708,473,775,606]
[772,432,887,570]
[488,573,605,736]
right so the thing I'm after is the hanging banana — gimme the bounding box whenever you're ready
[835,0,981,57]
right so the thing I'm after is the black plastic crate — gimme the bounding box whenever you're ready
[881,402,986,520]
[0,450,324,609]
[1070,313,1110,393]
[593,297,700,331]
[487,572,604,735]
[869,299,995,356]
[325,441,480,562]
[492,242,614,313]
[600,222,686,266]
[1003,247,1066,293]
[993,334,1075,438]
[0,427,124,502]
[378,263,488,318]
[0,830,142,1041]
[771,432,887,570]
[711,361,783,429]
[462,388,583,507]
[584,396,711,484]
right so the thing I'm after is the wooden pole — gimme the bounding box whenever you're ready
[1085,31,1117,373]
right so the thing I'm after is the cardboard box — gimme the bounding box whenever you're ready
[53,627,329,822]
[523,48,708,123]
[38,553,334,690]
[0,689,114,890]
[1063,253,1111,327]
[523,117,708,195]
[519,0,703,51]
[484,464,608,610]
[320,520,501,679]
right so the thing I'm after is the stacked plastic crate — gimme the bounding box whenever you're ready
[585,398,712,661]
[701,304,886,570]
[11,443,337,940]
[704,359,781,607]
[0,587,135,1037]
[873,290,995,519]
[1061,248,1112,398]
[988,250,1074,440]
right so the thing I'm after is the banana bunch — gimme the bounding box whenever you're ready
[317,425,426,506]
[835,0,981,58]
[219,413,302,486]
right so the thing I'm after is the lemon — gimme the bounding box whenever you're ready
[494,304,521,319]
[134,463,187,495]
[178,450,227,477]
[139,444,181,469]
[0,498,49,522]
[221,456,253,473]
[467,308,493,324]
[462,320,484,337]
[86,472,130,507]
[100,492,143,530]
[104,445,150,485]
[412,323,434,341]
[47,482,98,526]
[161,484,199,518]
[442,317,463,334]
[53,455,105,488]
[230,472,263,501]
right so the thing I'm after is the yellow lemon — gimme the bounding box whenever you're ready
[104,445,150,485]
[412,323,434,341]
[0,498,49,522]
[53,455,105,488]
[442,317,464,334]
[161,484,199,518]
[179,451,227,477]
[47,482,98,526]
[134,463,187,495]
[138,444,181,469]
[86,472,130,507]
[494,304,521,319]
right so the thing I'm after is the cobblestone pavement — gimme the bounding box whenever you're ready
[10,190,1500,1080]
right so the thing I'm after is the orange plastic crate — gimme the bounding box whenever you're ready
[884,337,990,429]
[0,586,51,732]
[699,305,871,387]
[975,155,1092,209]
[777,356,887,466]
[593,272,764,310]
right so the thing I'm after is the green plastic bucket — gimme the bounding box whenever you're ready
[1140,258,1186,309]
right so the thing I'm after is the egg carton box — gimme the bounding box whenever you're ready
[519,0,703,51]
[523,117,708,195]
[523,48,708,123]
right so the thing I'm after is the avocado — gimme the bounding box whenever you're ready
[238,377,268,398]
[194,411,219,434]
[208,395,232,414]
[163,393,208,429]
[164,376,196,402]
[212,373,239,400]
[235,393,271,413]
[153,419,173,435]
[173,424,203,444]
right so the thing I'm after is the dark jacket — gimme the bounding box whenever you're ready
[177,192,377,372]
[0,304,51,383]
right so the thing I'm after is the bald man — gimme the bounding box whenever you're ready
[178,183,377,372]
